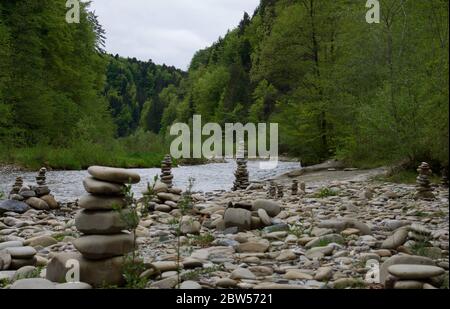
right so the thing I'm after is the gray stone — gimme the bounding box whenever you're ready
[236,240,270,253]
[180,216,201,235]
[0,200,30,214]
[314,267,333,281]
[10,257,37,270]
[380,255,435,284]
[46,252,126,287]
[40,195,58,209]
[10,278,55,289]
[157,192,180,202]
[257,209,272,226]
[88,166,141,184]
[305,234,345,249]
[230,268,256,280]
[150,276,178,289]
[25,197,49,210]
[24,236,57,248]
[0,240,23,250]
[78,194,126,210]
[83,177,124,196]
[20,190,36,199]
[12,266,37,281]
[0,252,12,270]
[393,280,424,289]
[73,233,134,259]
[305,246,334,259]
[381,227,409,249]
[224,208,252,232]
[180,280,202,289]
[55,282,93,289]
[388,265,445,280]
[252,199,281,217]
[75,209,128,235]
[5,246,36,259]
[35,186,50,196]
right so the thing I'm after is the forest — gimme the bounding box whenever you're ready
[0,0,448,172]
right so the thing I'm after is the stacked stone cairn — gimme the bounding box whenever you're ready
[0,241,37,271]
[36,167,47,185]
[385,263,445,289]
[46,166,140,287]
[267,181,276,199]
[7,168,58,210]
[9,177,23,196]
[160,155,174,188]
[291,180,299,195]
[232,141,250,191]
[415,162,435,200]
[277,184,284,199]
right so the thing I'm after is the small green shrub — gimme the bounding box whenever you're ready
[315,187,338,198]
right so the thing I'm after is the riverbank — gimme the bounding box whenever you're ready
[1,167,448,289]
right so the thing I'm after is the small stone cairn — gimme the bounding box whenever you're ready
[160,155,174,188]
[47,166,140,287]
[36,167,47,185]
[9,177,23,196]
[291,180,299,195]
[8,167,58,210]
[267,181,276,198]
[277,184,284,199]
[386,263,445,289]
[232,141,250,191]
[415,162,435,200]
[0,241,37,271]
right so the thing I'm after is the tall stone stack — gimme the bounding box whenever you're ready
[277,184,284,199]
[267,181,276,198]
[291,180,299,195]
[47,166,141,287]
[415,162,435,200]
[9,177,23,197]
[232,141,250,191]
[36,167,47,185]
[160,155,174,188]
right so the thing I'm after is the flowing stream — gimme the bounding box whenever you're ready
[0,161,300,202]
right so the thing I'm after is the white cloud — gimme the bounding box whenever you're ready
[88,0,260,70]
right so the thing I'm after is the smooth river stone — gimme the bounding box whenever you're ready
[88,166,141,184]
[388,265,445,280]
[11,278,55,289]
[5,246,36,259]
[252,199,281,217]
[380,255,435,284]
[0,200,30,214]
[83,177,124,196]
[0,252,12,270]
[73,233,134,259]
[46,252,126,287]
[78,194,126,210]
[75,209,129,235]
[25,197,50,210]
[0,240,23,251]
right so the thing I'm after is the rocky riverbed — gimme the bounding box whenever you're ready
[1,167,448,289]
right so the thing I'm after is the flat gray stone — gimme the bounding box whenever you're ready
[388,264,445,280]
[0,200,30,214]
[83,177,124,196]
[5,246,36,259]
[380,255,435,284]
[10,278,55,289]
[73,233,134,259]
[75,209,129,234]
[55,282,93,289]
[78,194,126,210]
[88,166,140,184]
[0,240,23,251]
[252,199,281,217]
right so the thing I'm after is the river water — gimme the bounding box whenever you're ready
[0,161,300,202]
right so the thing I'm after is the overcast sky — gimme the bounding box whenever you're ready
[88,0,260,70]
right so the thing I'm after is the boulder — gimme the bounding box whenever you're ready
[78,194,126,210]
[380,255,435,285]
[73,233,134,259]
[223,208,252,232]
[88,166,141,184]
[83,177,124,196]
[46,252,126,287]
[0,200,30,214]
[388,265,445,280]
[39,195,59,209]
[24,236,57,248]
[252,199,281,217]
[75,209,129,235]
[25,197,49,210]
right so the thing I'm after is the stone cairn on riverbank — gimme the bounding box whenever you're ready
[267,181,276,198]
[8,177,23,196]
[291,180,299,195]
[385,263,445,289]
[415,162,435,200]
[160,155,174,189]
[46,166,140,287]
[36,168,47,185]
[6,168,58,211]
[232,160,250,191]
[277,184,284,199]
[0,241,38,271]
